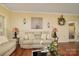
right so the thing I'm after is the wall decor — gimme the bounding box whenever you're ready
[0,15,4,36]
[47,22,50,28]
[69,22,75,39]
[58,15,65,26]
[23,18,26,24]
[31,17,43,29]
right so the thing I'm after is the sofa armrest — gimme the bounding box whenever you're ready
[19,38,25,44]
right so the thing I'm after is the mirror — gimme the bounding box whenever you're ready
[69,22,75,39]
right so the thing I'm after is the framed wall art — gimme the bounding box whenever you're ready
[31,17,43,29]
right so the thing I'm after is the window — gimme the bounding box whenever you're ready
[0,15,4,36]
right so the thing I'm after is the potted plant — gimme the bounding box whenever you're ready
[48,39,58,56]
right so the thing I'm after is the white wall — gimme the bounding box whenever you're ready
[8,12,79,42]
[1,4,79,42]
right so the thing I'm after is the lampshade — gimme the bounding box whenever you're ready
[12,27,19,32]
[53,28,58,32]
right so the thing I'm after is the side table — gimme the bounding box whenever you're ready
[13,38,20,47]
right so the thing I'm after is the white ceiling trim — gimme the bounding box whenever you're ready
[1,3,79,16]
[12,10,79,16]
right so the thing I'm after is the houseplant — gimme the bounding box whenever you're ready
[48,39,58,56]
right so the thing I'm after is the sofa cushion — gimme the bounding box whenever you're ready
[28,33,35,40]
[41,34,47,40]
[0,36,8,45]
[22,40,33,45]
[34,32,42,39]
[47,33,52,40]
[33,40,42,44]
[24,34,29,40]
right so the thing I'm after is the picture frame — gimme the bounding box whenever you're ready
[31,17,43,29]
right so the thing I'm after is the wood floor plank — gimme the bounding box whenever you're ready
[11,47,32,56]
[22,49,32,56]
[15,48,23,56]
[11,42,79,56]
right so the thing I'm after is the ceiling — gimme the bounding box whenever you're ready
[2,3,79,14]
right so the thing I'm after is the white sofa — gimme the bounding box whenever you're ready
[20,40,52,49]
[19,31,53,49]
[0,36,16,56]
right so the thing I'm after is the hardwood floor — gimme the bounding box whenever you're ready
[10,46,41,56]
[10,42,79,56]
[11,47,32,56]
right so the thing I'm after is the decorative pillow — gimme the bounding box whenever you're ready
[0,36,8,45]
[47,33,51,40]
[34,32,42,39]
[24,34,29,40]
[41,34,47,40]
[28,33,35,40]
